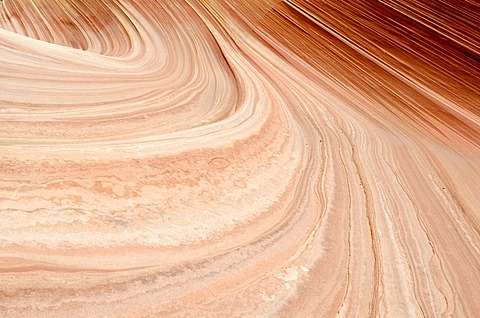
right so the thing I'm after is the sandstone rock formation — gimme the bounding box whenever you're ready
[1,0,479,316]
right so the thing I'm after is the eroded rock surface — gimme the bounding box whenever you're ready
[1,0,479,316]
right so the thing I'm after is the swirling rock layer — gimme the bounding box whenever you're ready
[1,0,479,317]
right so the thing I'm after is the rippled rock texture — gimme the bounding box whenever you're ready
[1,0,479,317]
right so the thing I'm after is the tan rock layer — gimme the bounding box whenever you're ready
[0,0,479,317]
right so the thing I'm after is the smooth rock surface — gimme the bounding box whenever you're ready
[1,0,479,317]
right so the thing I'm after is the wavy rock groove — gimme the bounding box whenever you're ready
[0,0,479,317]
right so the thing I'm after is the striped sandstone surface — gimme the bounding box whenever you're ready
[0,0,479,317]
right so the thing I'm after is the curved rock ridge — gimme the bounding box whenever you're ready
[0,0,479,317]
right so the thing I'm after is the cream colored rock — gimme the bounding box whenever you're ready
[1,0,479,317]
